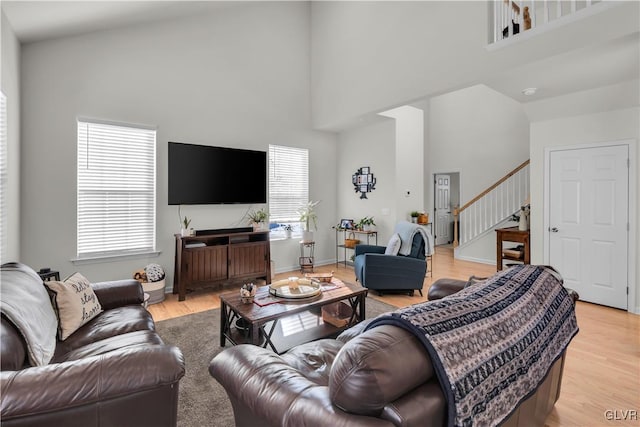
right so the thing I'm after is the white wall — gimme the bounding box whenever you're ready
[19,2,337,285]
[1,12,20,262]
[530,106,639,312]
[429,85,530,263]
[380,106,425,224]
[310,1,639,130]
[337,119,395,245]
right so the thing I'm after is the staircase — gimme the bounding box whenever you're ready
[453,159,529,248]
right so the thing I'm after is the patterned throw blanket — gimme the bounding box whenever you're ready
[366,265,579,427]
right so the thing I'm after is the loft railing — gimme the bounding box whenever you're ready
[492,0,603,44]
[453,159,529,247]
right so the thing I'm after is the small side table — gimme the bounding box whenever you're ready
[39,270,60,281]
[299,241,315,273]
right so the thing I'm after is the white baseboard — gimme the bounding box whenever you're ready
[454,254,495,266]
[273,259,338,275]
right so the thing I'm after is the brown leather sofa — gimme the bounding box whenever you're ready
[210,276,576,427]
[0,263,185,427]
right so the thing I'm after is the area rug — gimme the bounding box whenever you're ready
[155,296,396,427]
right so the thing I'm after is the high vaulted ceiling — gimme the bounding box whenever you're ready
[2,1,239,43]
[2,1,639,113]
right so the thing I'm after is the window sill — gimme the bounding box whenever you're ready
[71,250,162,265]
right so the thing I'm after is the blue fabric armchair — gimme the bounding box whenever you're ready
[353,233,427,296]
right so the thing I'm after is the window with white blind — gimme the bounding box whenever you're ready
[268,145,308,239]
[77,119,156,259]
[0,92,7,263]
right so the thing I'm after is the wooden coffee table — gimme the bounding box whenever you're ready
[219,280,367,354]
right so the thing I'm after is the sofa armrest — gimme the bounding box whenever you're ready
[92,279,144,309]
[355,244,386,256]
[427,278,467,301]
[210,345,393,427]
[0,345,184,421]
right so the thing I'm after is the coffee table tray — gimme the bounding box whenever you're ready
[269,278,321,299]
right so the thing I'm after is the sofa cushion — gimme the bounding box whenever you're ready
[55,305,155,356]
[408,233,426,259]
[0,262,58,366]
[54,330,164,363]
[45,272,103,340]
[329,324,434,416]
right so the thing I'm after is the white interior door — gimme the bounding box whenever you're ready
[435,174,452,245]
[549,145,628,310]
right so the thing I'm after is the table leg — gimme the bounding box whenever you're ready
[358,292,366,322]
[261,321,279,353]
[220,301,228,347]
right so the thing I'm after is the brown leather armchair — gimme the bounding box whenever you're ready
[210,274,575,427]
[0,263,185,427]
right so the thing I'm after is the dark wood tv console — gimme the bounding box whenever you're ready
[173,229,271,301]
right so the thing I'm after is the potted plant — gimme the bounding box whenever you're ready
[357,216,376,232]
[410,211,420,223]
[247,208,269,231]
[181,216,192,237]
[297,200,319,243]
[283,224,293,239]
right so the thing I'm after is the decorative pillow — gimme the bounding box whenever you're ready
[384,233,402,256]
[45,272,103,340]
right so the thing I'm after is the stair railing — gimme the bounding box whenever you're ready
[492,0,605,44]
[453,159,529,247]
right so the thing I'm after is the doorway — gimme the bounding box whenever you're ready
[545,142,632,310]
[434,172,460,246]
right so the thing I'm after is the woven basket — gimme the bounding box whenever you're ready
[344,232,360,249]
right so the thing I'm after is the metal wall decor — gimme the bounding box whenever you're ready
[352,167,376,199]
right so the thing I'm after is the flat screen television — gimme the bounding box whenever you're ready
[168,142,267,205]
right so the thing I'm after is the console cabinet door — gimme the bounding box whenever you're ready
[183,246,228,283]
[229,242,268,279]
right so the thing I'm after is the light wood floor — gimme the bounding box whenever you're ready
[148,247,640,427]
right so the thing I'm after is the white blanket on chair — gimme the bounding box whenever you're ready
[395,221,434,257]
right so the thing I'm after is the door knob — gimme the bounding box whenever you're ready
[550,227,559,233]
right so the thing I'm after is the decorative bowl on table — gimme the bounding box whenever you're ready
[269,277,321,299]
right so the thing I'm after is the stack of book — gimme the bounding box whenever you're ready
[502,244,524,260]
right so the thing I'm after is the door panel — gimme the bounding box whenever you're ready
[549,145,628,309]
[435,174,452,245]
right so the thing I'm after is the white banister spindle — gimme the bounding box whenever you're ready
[557,0,562,19]
[502,0,506,41]
[571,0,577,13]
[508,0,513,37]
[494,0,499,43]
[544,0,549,23]
[531,0,536,29]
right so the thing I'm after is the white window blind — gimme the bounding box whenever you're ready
[268,145,308,235]
[0,92,7,263]
[77,120,156,258]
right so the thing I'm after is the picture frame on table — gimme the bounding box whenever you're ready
[340,219,354,229]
